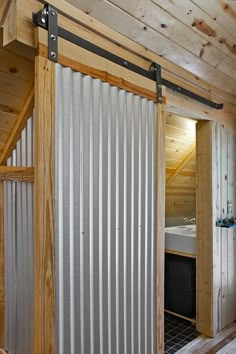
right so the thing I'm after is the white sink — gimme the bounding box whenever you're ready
[165,224,196,255]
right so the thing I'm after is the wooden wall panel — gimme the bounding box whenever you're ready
[197,121,236,337]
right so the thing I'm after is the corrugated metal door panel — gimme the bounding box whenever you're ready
[55,64,157,354]
[3,116,34,354]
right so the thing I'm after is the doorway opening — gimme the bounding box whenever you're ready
[164,113,199,353]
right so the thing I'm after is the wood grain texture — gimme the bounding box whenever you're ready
[66,0,236,97]
[196,121,214,337]
[166,149,196,186]
[0,166,34,182]
[3,0,235,106]
[156,99,166,354]
[0,87,34,165]
[0,182,4,347]
[34,56,55,354]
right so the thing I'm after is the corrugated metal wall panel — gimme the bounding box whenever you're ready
[55,64,157,354]
[3,116,34,354]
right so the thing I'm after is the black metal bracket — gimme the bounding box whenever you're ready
[32,3,223,110]
[32,4,58,62]
[150,63,163,104]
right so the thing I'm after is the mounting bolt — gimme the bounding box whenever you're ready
[40,16,46,24]
[123,61,128,66]
[158,84,162,88]
[50,51,57,59]
[51,10,56,16]
[50,34,56,41]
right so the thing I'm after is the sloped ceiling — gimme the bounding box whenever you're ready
[165,114,196,218]
[67,0,236,99]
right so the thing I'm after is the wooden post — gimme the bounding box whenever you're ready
[34,56,55,354]
[156,96,166,354]
[196,121,214,337]
[0,182,4,348]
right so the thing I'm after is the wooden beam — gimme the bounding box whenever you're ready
[156,96,166,354]
[166,148,196,186]
[0,0,12,27]
[0,166,34,182]
[0,182,4,348]
[0,87,34,165]
[34,56,55,354]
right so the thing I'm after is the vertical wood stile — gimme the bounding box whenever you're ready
[34,56,55,354]
[156,97,166,354]
[0,182,4,348]
[196,121,214,337]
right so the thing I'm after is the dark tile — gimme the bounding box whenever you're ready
[167,349,178,354]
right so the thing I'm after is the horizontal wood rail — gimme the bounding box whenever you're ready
[0,166,34,182]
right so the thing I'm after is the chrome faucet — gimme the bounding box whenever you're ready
[180,216,196,225]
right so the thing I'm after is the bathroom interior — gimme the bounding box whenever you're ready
[164,113,199,353]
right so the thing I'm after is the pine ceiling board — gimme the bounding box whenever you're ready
[108,0,236,76]
[152,0,236,62]
[0,72,32,99]
[185,162,197,170]
[191,0,236,38]
[0,92,24,115]
[67,0,236,96]
[172,175,196,185]
[166,124,196,143]
[0,111,18,130]
[166,136,195,152]
[0,49,34,81]
[166,168,196,178]
[166,157,183,169]
[166,184,196,192]
[0,127,12,144]
[166,147,193,160]
[166,114,197,134]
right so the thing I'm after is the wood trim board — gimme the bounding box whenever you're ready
[34,55,55,354]
[0,182,4,347]
[156,98,166,354]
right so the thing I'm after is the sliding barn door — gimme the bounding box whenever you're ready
[55,64,157,354]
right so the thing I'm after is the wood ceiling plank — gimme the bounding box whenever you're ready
[171,175,196,186]
[67,0,236,95]
[0,49,34,81]
[166,136,195,152]
[0,128,11,145]
[0,87,34,165]
[152,0,236,61]
[166,157,182,168]
[191,0,236,38]
[166,148,196,185]
[0,72,33,99]
[166,147,193,161]
[166,167,196,178]
[166,124,196,143]
[107,0,236,76]
[0,91,24,114]
[166,113,197,133]
[0,111,17,130]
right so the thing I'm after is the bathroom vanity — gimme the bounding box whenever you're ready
[165,225,196,320]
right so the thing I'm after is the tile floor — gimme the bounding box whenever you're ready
[165,312,199,353]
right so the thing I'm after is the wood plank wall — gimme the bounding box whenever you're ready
[197,121,236,337]
[213,122,236,332]
[165,114,196,225]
